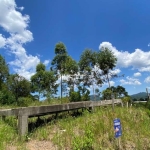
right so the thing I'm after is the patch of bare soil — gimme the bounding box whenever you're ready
[6,145,17,150]
[26,140,58,150]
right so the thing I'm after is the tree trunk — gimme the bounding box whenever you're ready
[61,74,62,100]
[106,73,110,88]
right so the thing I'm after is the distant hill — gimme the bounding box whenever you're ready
[90,92,148,101]
[130,92,148,100]
[90,95,101,101]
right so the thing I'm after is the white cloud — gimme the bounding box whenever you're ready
[0,34,6,48]
[120,76,141,85]
[43,60,50,66]
[103,80,115,87]
[99,42,150,72]
[110,68,121,75]
[110,81,115,86]
[0,0,41,79]
[144,76,150,83]
[133,72,141,77]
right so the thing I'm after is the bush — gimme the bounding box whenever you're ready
[17,97,33,107]
[81,93,90,101]
[0,90,15,105]
[69,91,81,102]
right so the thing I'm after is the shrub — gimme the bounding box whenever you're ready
[69,91,81,102]
[0,90,15,105]
[17,97,33,107]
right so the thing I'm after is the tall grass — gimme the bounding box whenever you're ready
[0,105,150,149]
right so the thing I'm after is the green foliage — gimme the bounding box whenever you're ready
[79,49,96,72]
[102,88,112,100]
[31,63,58,100]
[122,96,130,102]
[51,42,68,99]
[0,55,9,89]
[17,97,33,107]
[64,56,79,92]
[81,90,90,101]
[97,47,117,73]
[69,86,90,102]
[72,127,94,150]
[69,91,81,102]
[7,74,30,102]
[102,85,128,100]
[0,90,15,105]
[97,47,117,87]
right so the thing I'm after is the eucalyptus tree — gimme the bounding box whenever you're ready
[116,85,128,98]
[31,63,46,100]
[43,70,58,99]
[97,47,117,88]
[64,56,78,92]
[102,85,128,100]
[102,88,112,100]
[7,74,30,102]
[31,63,58,100]
[0,55,9,90]
[51,42,68,99]
[78,49,103,98]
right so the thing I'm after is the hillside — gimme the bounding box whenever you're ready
[90,95,101,101]
[130,92,148,100]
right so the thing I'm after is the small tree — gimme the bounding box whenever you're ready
[102,88,112,100]
[7,74,30,103]
[31,63,58,100]
[122,96,131,108]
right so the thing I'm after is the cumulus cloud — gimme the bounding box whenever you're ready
[43,60,50,66]
[0,34,6,48]
[133,72,141,77]
[0,0,40,79]
[99,42,150,72]
[120,76,141,85]
[144,76,150,83]
[110,68,121,75]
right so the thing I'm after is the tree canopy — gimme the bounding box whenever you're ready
[0,42,125,105]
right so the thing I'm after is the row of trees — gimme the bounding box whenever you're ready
[102,86,128,100]
[0,42,125,105]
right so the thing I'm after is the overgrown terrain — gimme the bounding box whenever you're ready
[0,104,150,150]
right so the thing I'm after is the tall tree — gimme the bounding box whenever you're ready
[7,74,30,102]
[79,49,103,99]
[0,55,9,89]
[116,85,128,98]
[31,63,58,100]
[64,56,78,92]
[31,63,46,100]
[51,42,68,99]
[79,49,101,87]
[43,71,58,99]
[97,47,117,88]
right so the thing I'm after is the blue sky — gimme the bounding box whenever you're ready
[0,0,150,95]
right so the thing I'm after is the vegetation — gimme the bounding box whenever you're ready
[0,105,150,149]
[102,85,128,100]
[130,92,148,101]
[0,41,123,106]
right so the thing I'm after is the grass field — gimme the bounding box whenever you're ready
[0,104,150,150]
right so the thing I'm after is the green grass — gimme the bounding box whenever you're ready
[1,106,150,149]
